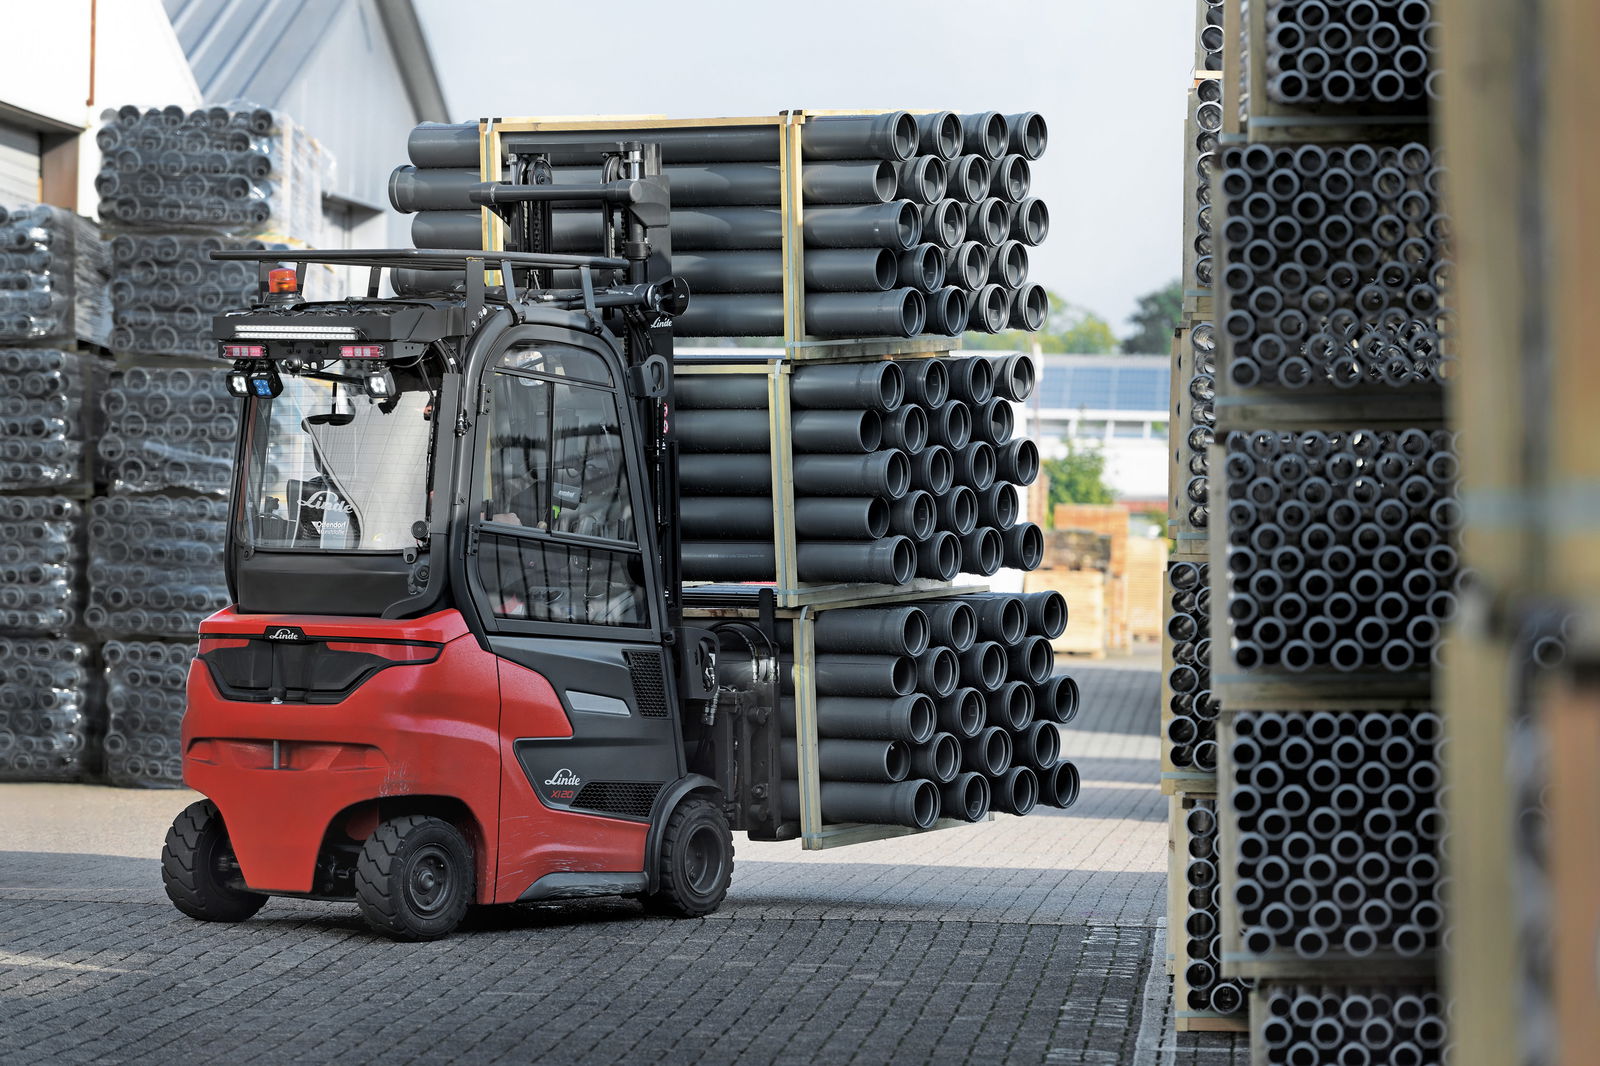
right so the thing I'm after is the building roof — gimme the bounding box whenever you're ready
[163,0,447,121]
[1035,355,1170,414]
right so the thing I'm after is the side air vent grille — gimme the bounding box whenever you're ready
[624,650,668,717]
[571,781,663,819]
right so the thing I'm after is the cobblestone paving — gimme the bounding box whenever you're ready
[1,652,1247,1065]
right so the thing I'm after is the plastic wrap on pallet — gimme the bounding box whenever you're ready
[85,495,227,638]
[0,204,112,348]
[99,366,237,494]
[0,495,82,634]
[95,104,329,242]
[0,348,107,491]
[107,234,289,359]
[0,637,94,782]
[102,639,192,787]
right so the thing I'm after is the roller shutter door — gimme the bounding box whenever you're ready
[0,122,41,205]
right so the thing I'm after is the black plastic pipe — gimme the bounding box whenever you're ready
[947,156,991,203]
[988,239,1029,287]
[989,155,1032,202]
[947,357,996,405]
[898,244,946,292]
[1002,522,1044,570]
[900,358,949,407]
[959,640,1006,691]
[962,726,1012,776]
[678,496,889,539]
[1004,112,1049,160]
[1036,674,1079,724]
[972,593,1026,644]
[943,242,988,289]
[814,605,930,656]
[891,490,937,540]
[916,111,963,160]
[793,361,906,410]
[910,445,954,494]
[942,771,991,821]
[780,693,936,742]
[672,374,769,409]
[970,284,1011,334]
[881,405,929,453]
[675,408,883,453]
[937,686,985,737]
[1011,197,1050,245]
[780,778,939,829]
[961,112,1008,160]
[910,733,961,785]
[680,538,915,584]
[1017,721,1060,770]
[928,401,971,450]
[953,442,996,491]
[921,200,967,248]
[1009,283,1047,330]
[991,766,1038,815]
[915,646,960,699]
[1020,590,1068,639]
[673,248,898,293]
[997,438,1040,484]
[917,530,960,581]
[815,653,916,697]
[973,397,1015,448]
[781,738,910,783]
[987,354,1037,403]
[673,290,929,338]
[977,482,1018,529]
[936,484,977,535]
[992,680,1034,730]
[925,600,977,652]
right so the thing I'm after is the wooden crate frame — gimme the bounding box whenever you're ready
[1171,790,1251,1032]
[1182,73,1225,304]
[684,592,987,851]
[1167,326,1213,555]
[1229,0,1433,145]
[474,112,966,360]
[1214,714,1439,980]
[1205,428,1444,711]
[674,358,968,609]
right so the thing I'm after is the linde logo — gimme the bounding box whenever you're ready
[303,490,353,514]
[266,626,304,641]
[544,769,581,787]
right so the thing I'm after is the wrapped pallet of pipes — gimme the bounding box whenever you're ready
[391,110,1050,339]
[1176,0,1456,1057]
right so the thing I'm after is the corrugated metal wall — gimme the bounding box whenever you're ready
[0,123,40,205]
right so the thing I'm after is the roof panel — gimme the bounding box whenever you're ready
[1035,357,1170,414]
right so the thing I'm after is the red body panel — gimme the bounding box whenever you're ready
[184,607,649,903]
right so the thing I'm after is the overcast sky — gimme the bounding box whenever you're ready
[415,0,1194,333]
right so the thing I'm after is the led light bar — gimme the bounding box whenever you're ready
[233,325,361,340]
[339,344,386,359]
[221,343,266,359]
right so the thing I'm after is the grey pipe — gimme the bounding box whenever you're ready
[672,374,768,410]
[891,489,936,539]
[896,156,948,205]
[780,778,939,828]
[900,358,949,407]
[969,284,1011,334]
[794,361,906,410]
[1037,674,1078,724]
[1004,112,1048,160]
[681,538,913,584]
[780,693,935,742]
[917,530,960,580]
[997,437,1040,488]
[673,248,898,293]
[947,156,991,203]
[1002,523,1043,570]
[966,197,1009,245]
[916,111,963,160]
[971,593,1025,644]
[991,766,1038,815]
[991,680,1034,731]
[989,240,1029,287]
[921,200,967,248]
[941,771,991,821]
[927,287,970,335]
[962,726,1012,776]
[961,527,1003,576]
[676,451,909,497]
[1011,197,1049,245]
[814,605,930,656]
[988,353,1037,403]
[929,401,972,449]
[977,483,1018,530]
[937,687,985,737]
[675,408,882,453]
[1017,721,1059,769]
[1009,635,1053,685]
[959,640,1006,691]
[915,646,960,699]
[674,288,931,339]
[936,484,977,535]
[781,737,910,782]
[910,732,961,784]
[882,401,929,453]
[898,244,947,292]
[960,112,1008,160]
[943,242,988,289]
[1039,759,1078,808]
[989,155,1031,202]
[910,445,954,494]
[953,442,997,491]
[679,496,888,540]
[925,600,977,652]
[973,397,1015,447]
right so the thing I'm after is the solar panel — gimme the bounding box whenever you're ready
[1034,358,1170,413]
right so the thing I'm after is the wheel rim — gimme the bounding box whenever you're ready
[682,824,724,896]
[404,844,454,916]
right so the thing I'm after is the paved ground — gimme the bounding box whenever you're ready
[0,650,1246,1065]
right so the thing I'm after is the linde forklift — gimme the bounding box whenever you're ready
[162,140,787,939]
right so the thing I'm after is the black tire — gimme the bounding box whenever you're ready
[644,797,733,918]
[162,799,267,923]
[354,815,474,941]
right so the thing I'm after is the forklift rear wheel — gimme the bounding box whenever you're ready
[644,797,733,918]
[162,800,268,923]
[354,815,475,941]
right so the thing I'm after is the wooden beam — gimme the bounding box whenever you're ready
[39,133,77,212]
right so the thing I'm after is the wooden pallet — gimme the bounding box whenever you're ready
[1171,790,1251,1032]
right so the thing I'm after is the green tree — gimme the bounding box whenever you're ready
[1121,279,1183,354]
[1043,442,1116,520]
[964,288,1119,353]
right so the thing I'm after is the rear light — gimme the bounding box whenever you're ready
[199,637,251,654]
[339,344,386,359]
[324,641,441,664]
[222,343,266,360]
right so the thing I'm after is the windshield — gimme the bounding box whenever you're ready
[240,362,434,551]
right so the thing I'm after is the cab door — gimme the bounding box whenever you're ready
[459,330,683,844]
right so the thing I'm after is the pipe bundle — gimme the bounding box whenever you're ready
[1166,561,1220,773]
[108,234,287,359]
[1218,142,1449,389]
[678,354,1043,586]
[1181,799,1250,1017]
[1265,0,1441,106]
[392,110,1051,338]
[1224,427,1460,673]
[1198,0,1225,71]
[777,592,1079,828]
[102,639,192,787]
[99,367,237,495]
[1190,81,1222,291]
[84,495,228,638]
[0,204,111,348]
[1230,710,1444,961]
[94,104,326,240]
[0,495,81,635]
[0,349,105,491]
[1182,324,1217,531]
[0,639,93,782]
[1258,983,1450,1065]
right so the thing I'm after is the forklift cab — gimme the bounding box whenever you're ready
[163,164,761,940]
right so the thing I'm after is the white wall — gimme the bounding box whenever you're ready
[0,0,198,210]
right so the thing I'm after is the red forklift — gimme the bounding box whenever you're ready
[162,141,788,939]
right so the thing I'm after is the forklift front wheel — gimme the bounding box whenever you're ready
[644,797,733,918]
[162,800,268,923]
[354,815,475,941]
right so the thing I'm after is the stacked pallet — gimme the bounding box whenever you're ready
[1177,0,1454,1055]
[392,110,1051,338]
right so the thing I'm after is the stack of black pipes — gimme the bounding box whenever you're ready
[776,592,1080,828]
[676,354,1042,586]
[391,110,1050,338]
